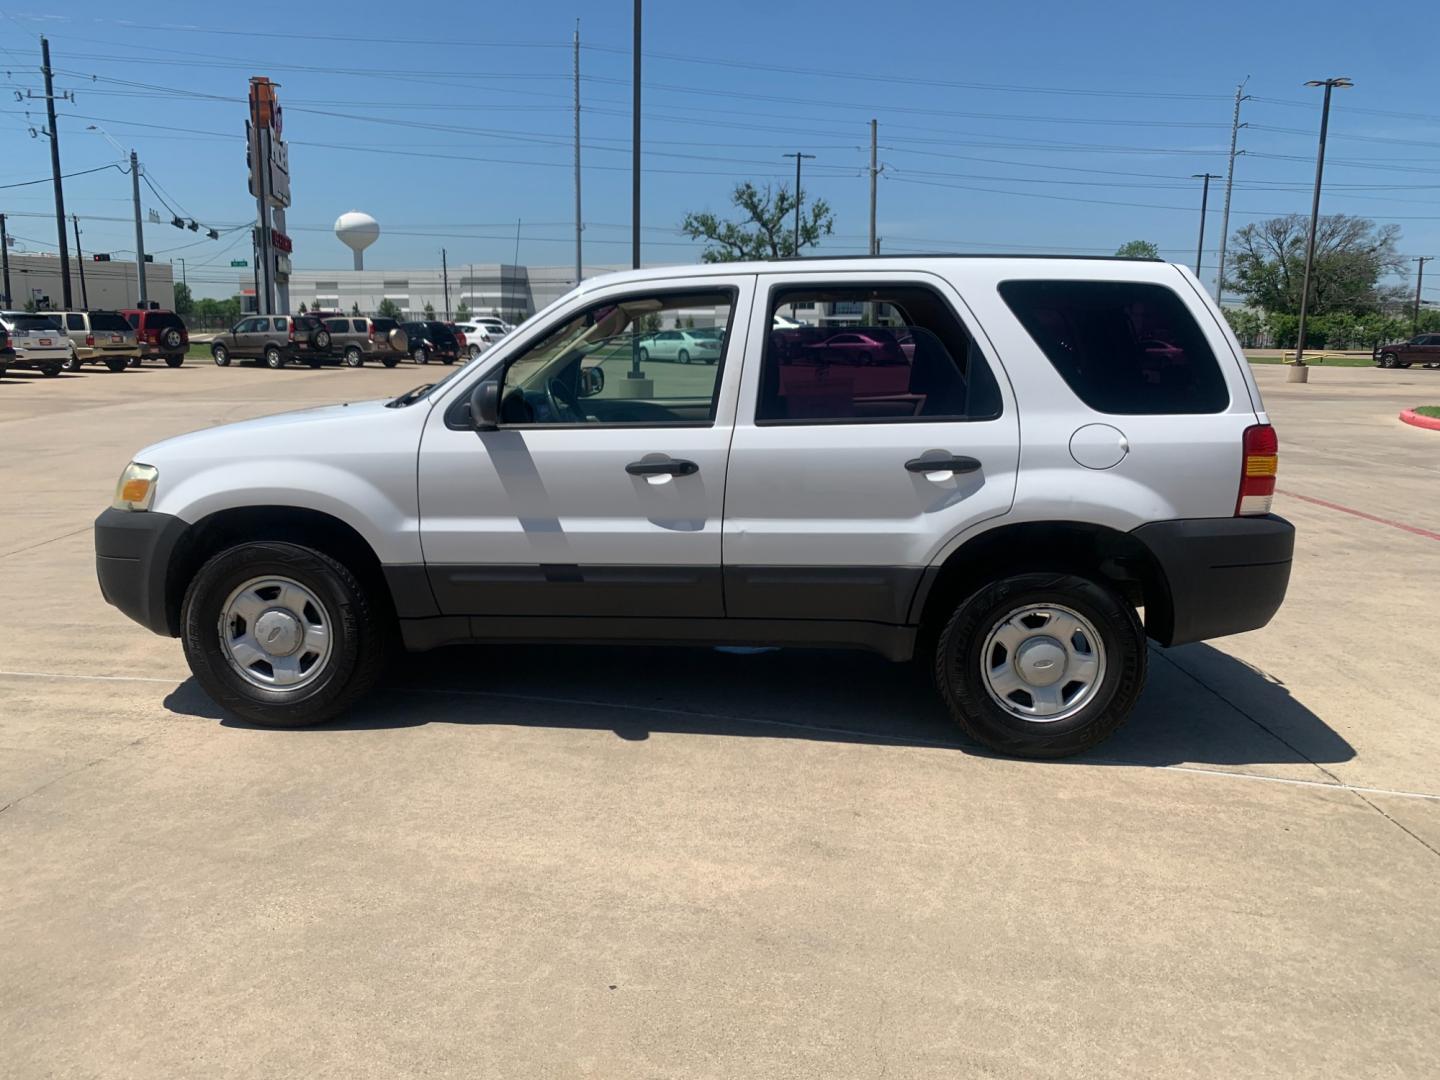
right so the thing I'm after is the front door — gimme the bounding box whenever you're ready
[418,275,755,618]
[722,272,1021,624]
[228,317,262,358]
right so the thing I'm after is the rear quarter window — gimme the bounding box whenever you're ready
[89,312,130,332]
[998,280,1228,414]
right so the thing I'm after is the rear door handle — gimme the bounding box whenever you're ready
[626,459,699,477]
[905,455,982,474]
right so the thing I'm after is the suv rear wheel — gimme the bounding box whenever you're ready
[413,346,430,364]
[181,542,389,728]
[933,573,1145,759]
[105,358,128,373]
[265,346,285,369]
[63,351,85,373]
[344,346,363,367]
[165,355,184,368]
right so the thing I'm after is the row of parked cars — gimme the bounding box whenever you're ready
[0,306,190,378]
[208,313,515,369]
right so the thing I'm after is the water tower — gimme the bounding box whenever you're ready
[334,211,379,270]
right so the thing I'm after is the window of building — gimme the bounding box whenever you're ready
[756,284,1002,424]
[998,280,1228,415]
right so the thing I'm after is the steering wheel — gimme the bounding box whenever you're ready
[545,375,587,422]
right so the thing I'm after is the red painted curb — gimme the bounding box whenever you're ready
[1399,408,1440,432]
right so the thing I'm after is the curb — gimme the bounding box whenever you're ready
[1399,408,1440,432]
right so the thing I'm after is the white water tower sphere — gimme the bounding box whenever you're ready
[335,211,380,270]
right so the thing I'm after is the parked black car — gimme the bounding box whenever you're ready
[401,320,461,365]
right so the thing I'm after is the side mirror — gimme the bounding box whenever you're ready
[578,365,605,397]
[470,380,500,431]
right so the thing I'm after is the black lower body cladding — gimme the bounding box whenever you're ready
[94,508,188,636]
[1131,514,1294,646]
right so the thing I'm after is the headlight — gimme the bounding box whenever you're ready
[112,462,159,511]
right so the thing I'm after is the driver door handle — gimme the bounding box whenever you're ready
[626,459,700,477]
[905,455,982,474]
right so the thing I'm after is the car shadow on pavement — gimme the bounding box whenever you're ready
[164,639,1354,768]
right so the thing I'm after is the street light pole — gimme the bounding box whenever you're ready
[782,151,815,256]
[72,214,88,309]
[1293,77,1352,375]
[1192,173,1221,282]
[1415,256,1434,333]
[631,0,641,270]
[40,36,73,308]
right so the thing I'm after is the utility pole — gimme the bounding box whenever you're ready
[782,151,815,256]
[631,0,641,270]
[72,215,88,308]
[130,150,147,304]
[0,214,11,307]
[573,19,583,285]
[1192,173,1221,281]
[40,37,73,309]
[1215,79,1248,304]
[868,119,879,256]
[176,257,187,287]
[1414,256,1434,333]
[441,248,451,320]
[1294,77,1352,372]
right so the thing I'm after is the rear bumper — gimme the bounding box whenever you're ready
[1131,514,1294,646]
[94,508,188,636]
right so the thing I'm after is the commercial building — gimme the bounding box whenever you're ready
[279,264,626,322]
[1,252,174,312]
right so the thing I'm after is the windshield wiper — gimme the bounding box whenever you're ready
[387,383,434,408]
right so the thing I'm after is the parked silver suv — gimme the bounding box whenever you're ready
[317,313,409,368]
[55,310,138,373]
[96,256,1293,758]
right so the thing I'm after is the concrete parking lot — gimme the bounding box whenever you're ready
[2,359,1438,1078]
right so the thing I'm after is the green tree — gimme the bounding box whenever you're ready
[1115,240,1161,260]
[639,311,663,334]
[377,298,403,319]
[298,301,307,314]
[173,281,194,316]
[681,181,834,262]
[350,301,361,315]
[1222,307,1263,348]
[456,301,472,321]
[1226,214,1405,316]
[423,301,436,319]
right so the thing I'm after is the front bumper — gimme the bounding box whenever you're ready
[94,508,188,636]
[1131,514,1294,646]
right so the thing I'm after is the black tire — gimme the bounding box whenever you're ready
[265,346,285,369]
[161,327,184,351]
[105,358,128,373]
[638,347,649,363]
[212,344,231,367]
[468,344,481,359]
[1379,352,1398,368]
[180,541,389,728]
[40,363,62,377]
[312,328,332,350]
[933,572,1146,759]
[440,354,455,365]
[129,356,142,368]
[677,348,690,364]
[165,355,184,369]
[413,346,429,365]
[382,356,399,369]
[63,351,85,373]
[1398,362,1413,369]
[343,347,363,368]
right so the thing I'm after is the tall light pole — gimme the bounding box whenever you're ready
[573,18,583,285]
[40,37,73,308]
[1292,77,1352,376]
[1192,173,1221,282]
[782,151,815,256]
[868,119,879,256]
[1215,79,1248,304]
[1414,256,1434,333]
[631,0,641,270]
[88,124,146,304]
[72,215,88,308]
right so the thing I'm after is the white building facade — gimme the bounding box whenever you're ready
[2,253,174,312]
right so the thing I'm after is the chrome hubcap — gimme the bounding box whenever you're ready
[981,603,1105,722]
[219,576,332,690]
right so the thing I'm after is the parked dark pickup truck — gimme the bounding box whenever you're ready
[1374,334,1440,369]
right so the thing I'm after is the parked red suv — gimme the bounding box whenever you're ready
[121,307,189,367]
[0,323,14,378]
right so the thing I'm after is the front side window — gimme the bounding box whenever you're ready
[999,280,1228,415]
[496,289,735,426]
[756,283,1002,424]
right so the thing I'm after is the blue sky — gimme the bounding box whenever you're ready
[2,0,1437,301]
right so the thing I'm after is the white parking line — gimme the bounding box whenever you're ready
[4,667,1439,804]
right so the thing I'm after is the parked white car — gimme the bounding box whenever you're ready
[474,316,512,339]
[636,328,723,365]
[0,311,69,377]
[453,323,493,359]
[95,255,1292,758]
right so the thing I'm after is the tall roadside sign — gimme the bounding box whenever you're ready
[247,77,292,314]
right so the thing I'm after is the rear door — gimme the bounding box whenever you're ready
[418,274,754,618]
[722,271,1020,624]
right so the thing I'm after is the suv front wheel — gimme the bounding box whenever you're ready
[933,573,1145,759]
[181,542,388,728]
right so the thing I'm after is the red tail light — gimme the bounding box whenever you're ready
[1236,424,1278,516]
[368,323,375,342]
[147,330,160,344]
[288,320,296,341]
[86,334,95,347]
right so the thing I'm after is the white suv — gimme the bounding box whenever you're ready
[95,256,1293,758]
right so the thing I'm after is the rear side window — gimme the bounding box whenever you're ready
[757,283,1002,424]
[146,312,185,330]
[352,319,367,333]
[999,280,1227,414]
[325,318,348,333]
[125,313,140,329]
[66,313,86,330]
